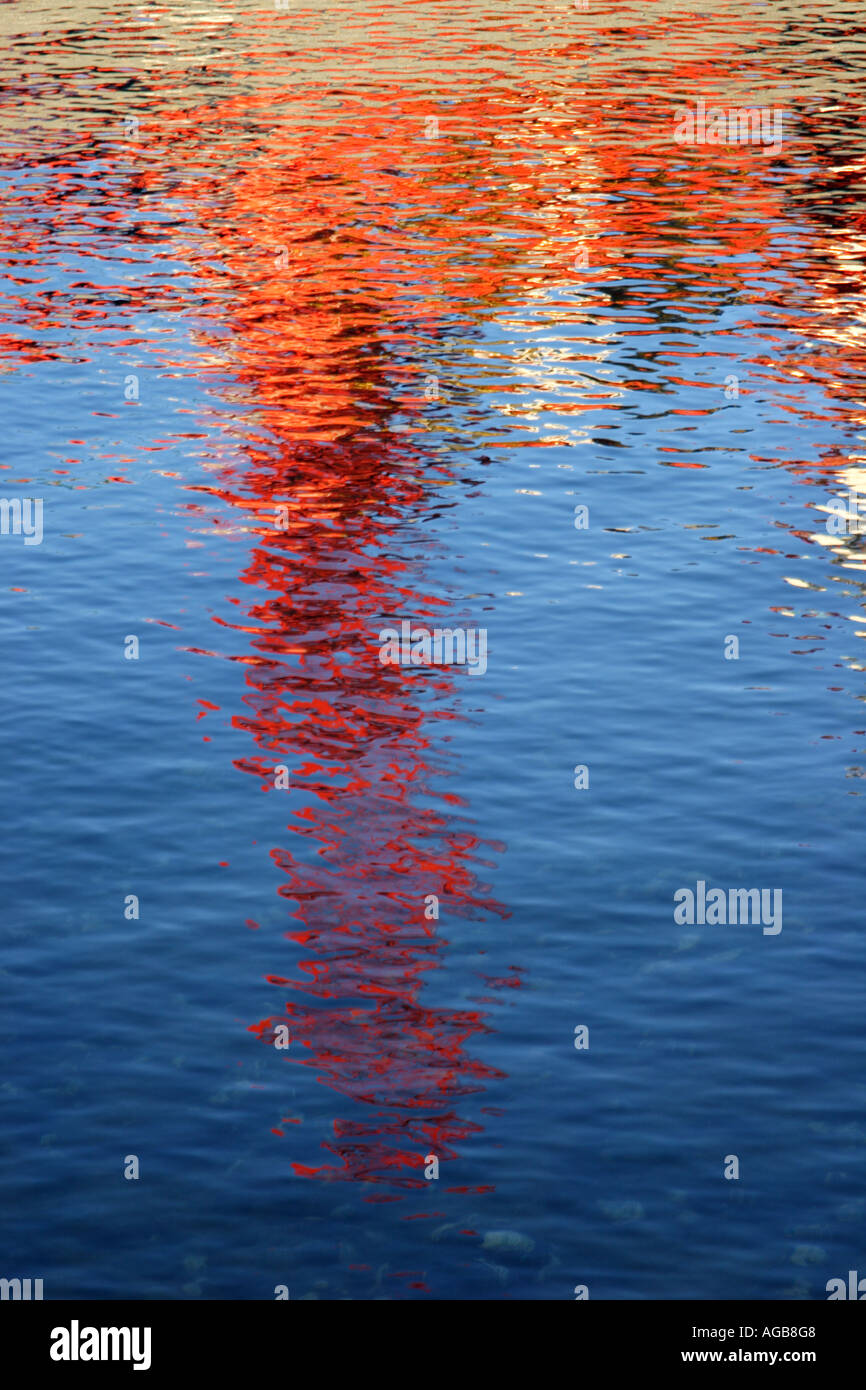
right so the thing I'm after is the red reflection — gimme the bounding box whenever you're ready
[210,445,510,1187]
[233,476,510,1186]
[160,98,518,1189]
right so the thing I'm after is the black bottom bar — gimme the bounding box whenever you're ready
[2,1299,859,1376]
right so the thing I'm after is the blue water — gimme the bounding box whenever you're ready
[1,0,865,1300]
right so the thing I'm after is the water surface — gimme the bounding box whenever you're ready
[2,0,866,1300]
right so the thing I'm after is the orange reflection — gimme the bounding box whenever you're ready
[161,95,519,1190]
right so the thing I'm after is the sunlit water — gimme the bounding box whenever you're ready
[2,0,865,1299]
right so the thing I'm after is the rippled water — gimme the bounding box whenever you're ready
[2,0,866,1300]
